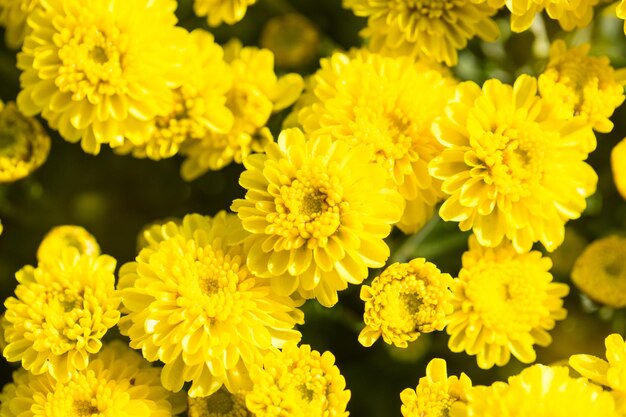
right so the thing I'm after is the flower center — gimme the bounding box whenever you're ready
[73,400,99,416]
[402,0,456,19]
[188,387,250,417]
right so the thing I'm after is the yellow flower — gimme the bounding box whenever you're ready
[260,13,320,69]
[17,0,186,154]
[359,258,453,348]
[613,138,626,200]
[446,235,569,369]
[296,50,456,233]
[571,235,626,308]
[180,40,303,180]
[429,75,597,253]
[0,341,186,417]
[539,40,626,141]
[193,0,257,26]
[188,387,252,417]
[36,225,100,264]
[570,333,626,414]
[3,247,120,382]
[400,358,472,417]
[506,0,599,32]
[343,0,499,66]
[118,212,304,398]
[116,29,234,161]
[245,342,350,417]
[0,100,50,183]
[231,128,404,307]
[0,0,38,48]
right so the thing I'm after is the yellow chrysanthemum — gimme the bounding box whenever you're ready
[36,225,100,264]
[188,387,252,417]
[343,0,499,66]
[3,247,120,382]
[400,358,472,417]
[358,258,453,348]
[613,138,626,200]
[570,333,626,414]
[17,0,185,154]
[180,40,303,180]
[118,212,304,398]
[571,235,626,308]
[193,0,257,26]
[450,364,618,417]
[539,40,626,140]
[429,75,597,253]
[245,342,350,417]
[0,341,185,417]
[0,100,50,183]
[0,0,38,48]
[231,128,404,307]
[446,235,569,369]
[260,13,320,69]
[116,29,234,161]
[506,0,600,32]
[296,50,456,233]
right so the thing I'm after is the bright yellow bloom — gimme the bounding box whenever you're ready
[36,225,100,264]
[3,247,120,382]
[613,138,626,200]
[539,40,625,142]
[260,13,320,69]
[116,29,233,161]
[246,342,350,417]
[0,100,50,183]
[188,387,252,417]
[450,364,618,417]
[193,0,257,26]
[446,235,568,369]
[571,235,626,308]
[297,50,456,233]
[180,40,303,180]
[359,258,453,348]
[400,358,472,417]
[429,75,597,253]
[231,128,404,307]
[17,0,185,154]
[506,0,599,32]
[118,212,303,398]
[570,333,626,414]
[0,341,186,417]
[343,0,499,66]
[0,0,38,48]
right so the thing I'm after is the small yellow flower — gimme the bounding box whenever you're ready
[506,0,600,32]
[450,364,618,417]
[0,0,38,48]
[245,342,350,417]
[343,0,499,66]
[429,75,597,253]
[359,258,453,348]
[193,0,257,26]
[571,235,626,308]
[188,387,252,417]
[446,235,569,369]
[118,212,303,398]
[180,40,303,180]
[612,138,626,200]
[3,247,120,382]
[400,358,472,417]
[539,40,625,142]
[36,225,100,264]
[0,100,50,183]
[260,13,320,69]
[0,341,186,417]
[231,128,404,307]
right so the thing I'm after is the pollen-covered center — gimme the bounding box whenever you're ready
[283,365,327,412]
[415,381,455,417]
[73,400,99,416]
[188,386,250,417]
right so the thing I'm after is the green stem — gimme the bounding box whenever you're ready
[390,215,441,264]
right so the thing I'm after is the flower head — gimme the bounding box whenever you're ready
[0,341,185,417]
[188,387,252,417]
[180,40,303,180]
[429,75,597,253]
[297,50,456,233]
[231,128,404,307]
[0,0,38,48]
[446,235,569,369]
[359,258,453,348]
[343,0,499,66]
[612,138,626,200]
[506,0,600,32]
[193,0,257,26]
[36,225,100,264]
[245,342,350,417]
[17,0,185,154]
[571,235,626,308]
[118,212,303,398]
[400,358,472,417]
[0,100,50,183]
[3,247,120,382]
